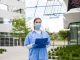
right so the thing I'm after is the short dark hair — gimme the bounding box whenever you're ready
[34,18,42,23]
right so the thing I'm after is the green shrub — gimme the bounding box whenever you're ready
[48,45,80,60]
[0,48,7,54]
[58,30,70,40]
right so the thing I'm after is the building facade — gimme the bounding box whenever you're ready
[63,0,80,45]
[0,0,25,46]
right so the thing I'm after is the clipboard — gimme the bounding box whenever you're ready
[34,38,48,48]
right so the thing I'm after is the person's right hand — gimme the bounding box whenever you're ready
[32,44,38,48]
[26,44,34,49]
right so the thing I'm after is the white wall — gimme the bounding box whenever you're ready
[64,8,80,28]
[63,0,80,28]
[0,9,24,19]
[0,0,25,10]
[0,0,25,32]
[0,24,12,32]
[63,0,68,10]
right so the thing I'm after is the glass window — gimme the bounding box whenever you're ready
[5,38,9,46]
[0,38,5,46]
[77,23,80,44]
[69,23,80,45]
[25,0,65,18]
[0,38,1,46]
[26,0,38,7]
[25,8,36,17]
[0,18,3,24]
[0,32,23,46]
[37,0,47,6]
[14,39,17,46]
[10,38,13,46]
[35,7,45,17]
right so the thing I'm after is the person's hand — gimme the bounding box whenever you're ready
[32,44,38,48]
[26,43,34,49]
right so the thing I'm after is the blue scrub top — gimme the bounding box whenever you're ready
[24,31,50,60]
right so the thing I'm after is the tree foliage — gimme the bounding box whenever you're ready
[58,30,70,40]
[12,17,31,45]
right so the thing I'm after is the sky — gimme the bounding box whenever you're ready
[25,0,67,33]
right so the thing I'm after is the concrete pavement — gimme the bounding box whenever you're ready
[0,41,68,60]
[0,46,29,60]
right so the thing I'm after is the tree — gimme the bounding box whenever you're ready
[58,30,70,40]
[12,17,31,46]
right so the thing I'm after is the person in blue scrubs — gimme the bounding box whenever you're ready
[24,18,51,60]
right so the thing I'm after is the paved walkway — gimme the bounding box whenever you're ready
[0,46,53,60]
[0,46,29,60]
[0,41,68,60]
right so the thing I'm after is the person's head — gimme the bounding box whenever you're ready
[33,18,42,30]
